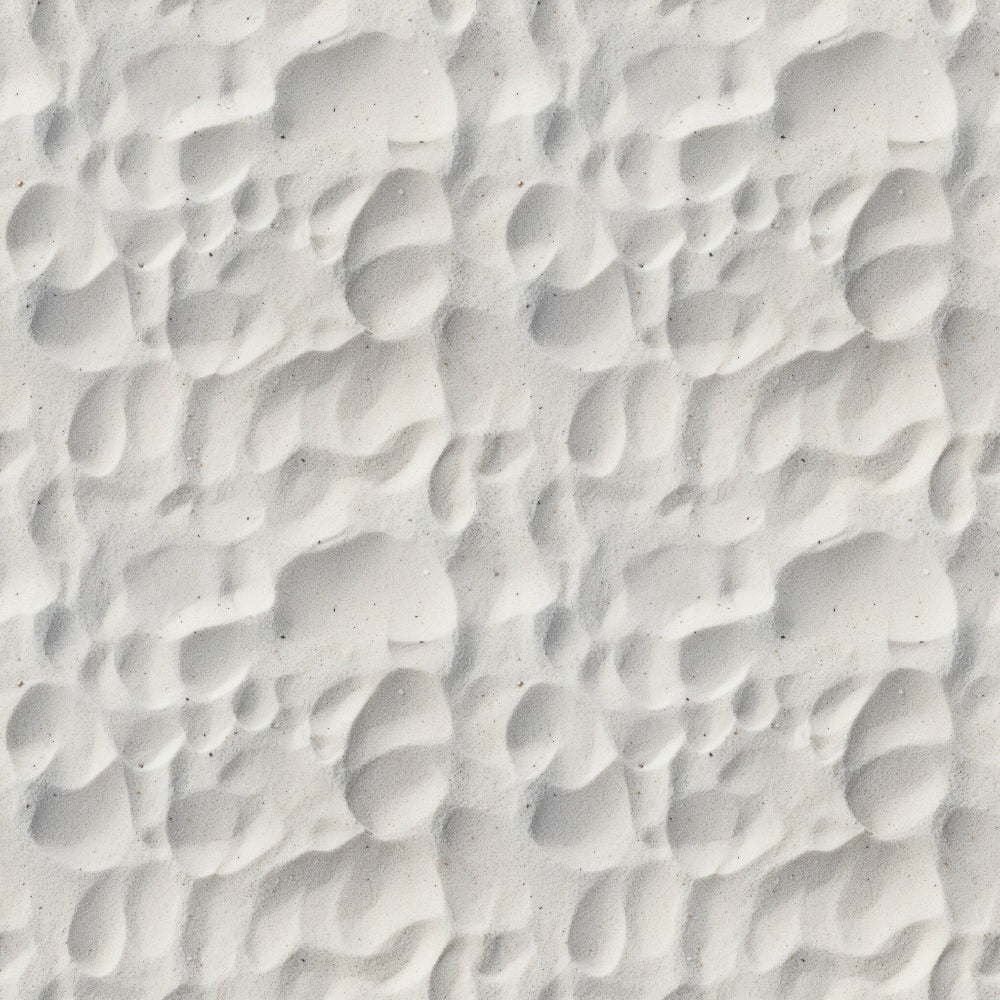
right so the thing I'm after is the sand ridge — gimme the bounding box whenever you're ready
[1,0,999,997]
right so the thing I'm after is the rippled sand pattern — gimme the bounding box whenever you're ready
[3,0,1000,997]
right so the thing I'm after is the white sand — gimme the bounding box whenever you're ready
[2,0,998,996]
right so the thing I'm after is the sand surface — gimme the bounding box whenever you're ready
[2,0,1000,996]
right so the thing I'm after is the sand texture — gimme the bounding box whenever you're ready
[2,0,1000,996]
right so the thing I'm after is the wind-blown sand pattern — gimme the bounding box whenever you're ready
[3,0,1000,997]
